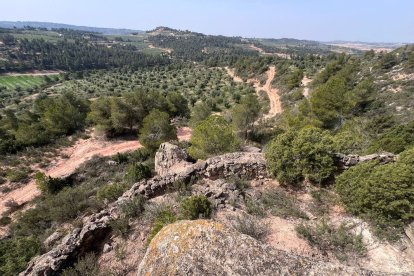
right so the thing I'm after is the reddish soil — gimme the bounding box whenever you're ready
[226,66,283,117]
[0,127,191,216]
[301,76,312,98]
[248,66,283,117]
[225,67,243,83]
[177,127,192,142]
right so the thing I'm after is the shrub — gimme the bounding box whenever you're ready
[147,210,177,245]
[367,122,414,154]
[0,236,42,276]
[112,152,129,164]
[6,167,31,183]
[245,197,266,217]
[228,176,250,193]
[35,172,71,194]
[180,195,212,220]
[129,148,151,163]
[0,216,11,226]
[335,152,414,240]
[399,147,414,166]
[110,217,130,238]
[120,196,146,218]
[231,214,269,241]
[266,126,335,185]
[124,163,151,184]
[309,189,337,217]
[96,182,126,203]
[261,188,308,219]
[296,220,366,260]
[62,253,100,276]
[188,116,240,160]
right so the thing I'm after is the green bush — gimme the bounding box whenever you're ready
[62,253,99,276]
[124,163,151,184]
[96,183,126,203]
[112,152,129,164]
[261,188,308,219]
[110,217,130,238]
[399,147,414,166]
[367,122,414,154]
[188,116,240,160]
[0,216,12,226]
[129,148,151,163]
[231,214,269,241]
[147,210,177,245]
[265,127,335,185]
[0,236,42,276]
[35,172,71,194]
[120,196,146,218]
[296,220,366,261]
[335,151,414,239]
[6,167,31,183]
[180,195,212,220]
[139,109,177,152]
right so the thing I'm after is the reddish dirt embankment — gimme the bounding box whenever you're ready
[0,138,142,216]
[0,127,192,216]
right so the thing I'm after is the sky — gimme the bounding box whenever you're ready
[2,0,413,43]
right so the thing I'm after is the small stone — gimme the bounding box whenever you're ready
[103,243,112,253]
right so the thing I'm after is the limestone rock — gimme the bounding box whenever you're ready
[137,220,378,276]
[334,152,396,169]
[405,222,414,246]
[155,143,192,177]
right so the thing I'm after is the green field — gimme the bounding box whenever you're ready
[0,75,46,90]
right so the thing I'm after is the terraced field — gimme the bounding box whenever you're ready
[0,75,46,90]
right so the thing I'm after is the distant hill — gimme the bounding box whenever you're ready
[0,21,143,35]
[324,40,405,52]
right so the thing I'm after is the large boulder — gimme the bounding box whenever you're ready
[137,220,377,276]
[155,143,192,177]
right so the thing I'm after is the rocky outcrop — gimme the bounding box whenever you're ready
[22,210,112,275]
[405,222,414,246]
[137,220,378,276]
[334,152,397,169]
[22,143,397,275]
[136,149,268,199]
[22,146,268,275]
[192,179,243,209]
[155,143,192,177]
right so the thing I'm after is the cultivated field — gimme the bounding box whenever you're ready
[0,75,46,90]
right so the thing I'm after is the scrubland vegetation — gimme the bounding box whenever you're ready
[1,26,414,275]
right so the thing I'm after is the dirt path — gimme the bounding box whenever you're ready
[301,76,312,98]
[226,66,282,117]
[249,44,265,54]
[0,127,191,216]
[225,67,243,83]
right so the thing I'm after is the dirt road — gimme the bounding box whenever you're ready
[0,127,192,216]
[301,76,312,98]
[226,66,283,117]
[225,67,243,83]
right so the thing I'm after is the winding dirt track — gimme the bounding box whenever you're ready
[226,66,283,117]
[301,76,312,98]
[0,127,192,216]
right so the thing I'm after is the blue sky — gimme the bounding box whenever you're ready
[2,0,413,42]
